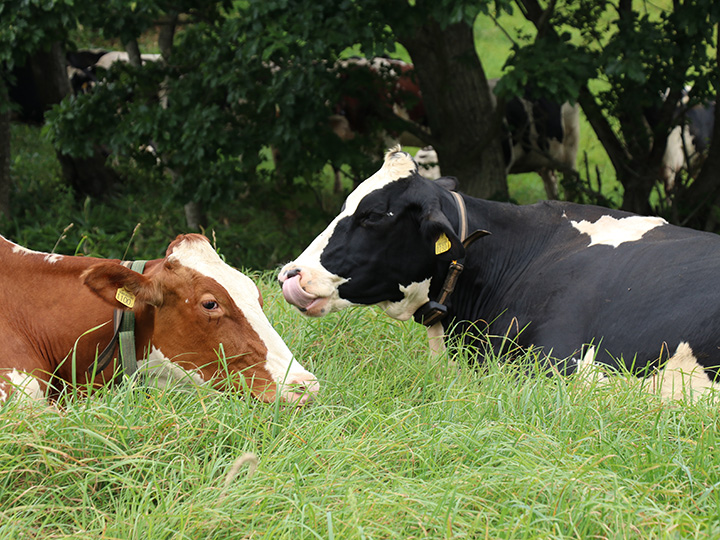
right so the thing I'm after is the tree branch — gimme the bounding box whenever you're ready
[516,0,630,177]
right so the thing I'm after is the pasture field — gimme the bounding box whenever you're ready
[2,273,719,540]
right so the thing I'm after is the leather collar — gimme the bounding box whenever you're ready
[413,191,489,327]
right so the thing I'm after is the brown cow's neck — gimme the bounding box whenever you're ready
[0,236,159,390]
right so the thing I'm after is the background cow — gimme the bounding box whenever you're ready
[330,59,580,199]
[0,233,318,404]
[66,49,162,94]
[492,79,580,200]
[660,101,715,194]
[279,148,720,401]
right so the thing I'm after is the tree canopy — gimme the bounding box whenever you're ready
[2,0,720,265]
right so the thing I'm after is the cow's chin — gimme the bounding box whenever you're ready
[291,296,328,316]
[299,295,353,317]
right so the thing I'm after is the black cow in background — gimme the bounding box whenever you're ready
[7,48,161,122]
[66,50,162,94]
[493,79,580,200]
[660,101,715,194]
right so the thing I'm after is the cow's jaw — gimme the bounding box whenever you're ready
[139,346,207,389]
[279,270,351,316]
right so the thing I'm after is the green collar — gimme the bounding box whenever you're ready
[87,260,147,379]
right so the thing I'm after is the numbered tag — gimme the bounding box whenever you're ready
[435,232,451,255]
[115,287,136,308]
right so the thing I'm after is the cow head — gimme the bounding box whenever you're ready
[83,234,318,404]
[278,148,464,321]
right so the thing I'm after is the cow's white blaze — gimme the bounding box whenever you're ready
[169,238,317,395]
[138,346,207,389]
[292,148,415,269]
[570,215,667,248]
[655,342,719,401]
[281,148,417,314]
[379,278,431,320]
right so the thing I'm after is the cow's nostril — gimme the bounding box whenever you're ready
[279,267,302,288]
[286,376,320,403]
[289,381,308,394]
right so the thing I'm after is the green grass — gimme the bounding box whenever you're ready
[2,274,719,539]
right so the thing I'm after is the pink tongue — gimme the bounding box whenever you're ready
[282,275,317,309]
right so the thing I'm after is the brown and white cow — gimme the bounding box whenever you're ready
[0,233,318,404]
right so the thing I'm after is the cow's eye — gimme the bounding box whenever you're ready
[202,300,219,310]
[360,210,390,226]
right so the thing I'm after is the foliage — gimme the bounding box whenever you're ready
[45,0,517,210]
[2,275,720,538]
[500,0,720,217]
[7,123,337,268]
[495,30,597,104]
[0,0,76,71]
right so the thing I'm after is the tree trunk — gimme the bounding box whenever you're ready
[159,13,178,61]
[184,201,206,231]
[124,39,142,67]
[0,80,11,219]
[617,164,654,215]
[28,42,118,198]
[57,151,119,199]
[397,20,508,200]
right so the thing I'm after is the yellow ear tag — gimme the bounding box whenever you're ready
[435,232,452,255]
[115,287,136,308]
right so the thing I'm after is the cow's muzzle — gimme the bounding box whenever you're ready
[278,269,330,316]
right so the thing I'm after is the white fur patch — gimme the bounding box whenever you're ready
[379,278,431,321]
[653,342,720,401]
[169,238,316,389]
[576,342,720,402]
[138,346,207,389]
[570,215,667,248]
[10,242,63,263]
[427,322,446,356]
[575,346,609,385]
[2,370,44,401]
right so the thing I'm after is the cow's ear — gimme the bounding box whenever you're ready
[435,176,459,192]
[421,208,465,262]
[82,262,162,310]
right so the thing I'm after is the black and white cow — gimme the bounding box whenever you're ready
[66,50,162,94]
[660,101,715,193]
[279,147,720,400]
[496,79,580,200]
[407,79,580,200]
